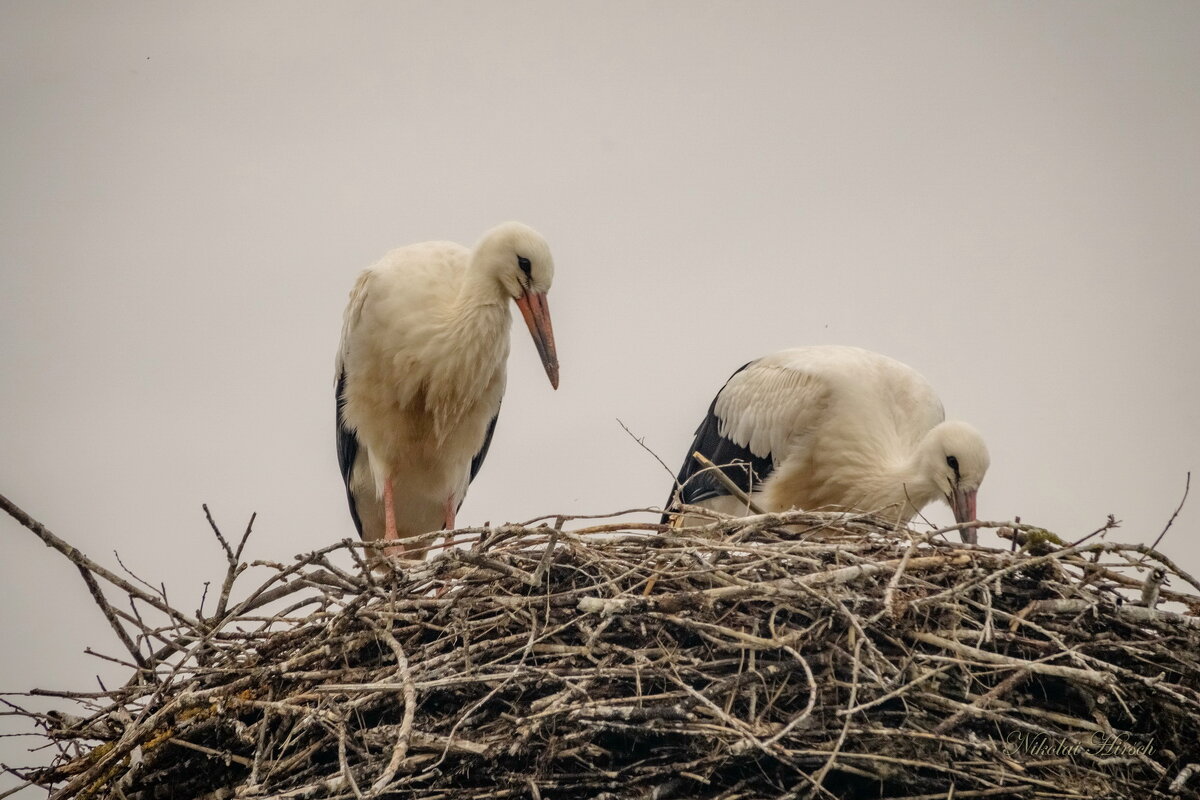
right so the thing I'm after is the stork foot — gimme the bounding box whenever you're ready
[382,541,424,561]
[370,553,427,582]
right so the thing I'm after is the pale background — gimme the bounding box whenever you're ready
[2,1,1198,781]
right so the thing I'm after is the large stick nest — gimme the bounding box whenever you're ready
[5,504,1200,800]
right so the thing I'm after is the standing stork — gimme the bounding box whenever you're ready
[336,222,558,556]
[663,346,989,542]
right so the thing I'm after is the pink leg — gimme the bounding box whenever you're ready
[383,477,399,541]
[380,478,419,560]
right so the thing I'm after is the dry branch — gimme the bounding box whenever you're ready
[3,495,1200,800]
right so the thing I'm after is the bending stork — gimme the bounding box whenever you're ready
[336,222,558,556]
[663,346,989,542]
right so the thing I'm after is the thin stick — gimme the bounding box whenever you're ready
[1149,471,1190,553]
[74,565,152,676]
[0,492,202,630]
[365,623,416,794]
[910,631,1113,687]
[1069,514,1121,548]
[689,452,767,515]
[5,500,1199,800]
[616,417,677,481]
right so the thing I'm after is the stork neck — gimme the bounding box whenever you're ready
[414,250,515,439]
[437,268,511,373]
[836,439,941,523]
[454,247,512,312]
[886,461,939,522]
[436,263,512,348]
[883,436,946,522]
[420,291,511,441]
[449,280,508,322]
[445,272,512,359]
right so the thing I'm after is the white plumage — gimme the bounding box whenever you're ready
[335,222,558,556]
[664,346,989,542]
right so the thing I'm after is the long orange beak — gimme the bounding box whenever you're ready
[514,290,559,389]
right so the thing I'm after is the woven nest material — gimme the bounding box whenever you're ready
[6,505,1200,800]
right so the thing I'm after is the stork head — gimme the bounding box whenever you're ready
[921,420,990,543]
[475,222,559,389]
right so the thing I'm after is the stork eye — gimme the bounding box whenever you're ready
[517,255,532,276]
[946,455,960,477]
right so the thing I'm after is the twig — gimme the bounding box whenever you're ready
[1149,471,1190,554]
[5,501,1199,800]
[933,667,1031,734]
[807,634,864,797]
[364,622,416,795]
[688,452,767,515]
[0,778,37,800]
[74,566,152,676]
[0,492,201,630]
[909,631,1114,687]
[207,506,256,620]
[1069,514,1121,548]
[203,504,236,561]
[616,417,678,482]
[166,737,253,767]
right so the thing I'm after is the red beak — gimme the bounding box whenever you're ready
[514,290,559,389]
[951,487,978,544]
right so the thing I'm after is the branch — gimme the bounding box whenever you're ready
[74,565,153,676]
[0,492,201,631]
[688,452,766,515]
[1149,471,1190,553]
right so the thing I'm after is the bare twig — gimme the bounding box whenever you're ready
[0,492,201,630]
[1070,513,1121,548]
[4,498,1198,800]
[1149,471,1190,554]
[74,566,152,676]
[687,451,766,515]
[616,417,677,482]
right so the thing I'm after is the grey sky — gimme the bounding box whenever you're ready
[2,2,1198,778]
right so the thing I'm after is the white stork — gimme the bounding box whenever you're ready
[663,346,989,542]
[335,222,558,556]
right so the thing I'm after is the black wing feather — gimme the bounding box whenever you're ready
[661,361,776,523]
[459,403,501,511]
[335,368,365,538]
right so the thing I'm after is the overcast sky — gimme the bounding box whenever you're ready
[2,1,1198,779]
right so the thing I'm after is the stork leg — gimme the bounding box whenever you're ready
[379,477,417,560]
[383,477,399,542]
[420,495,459,597]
